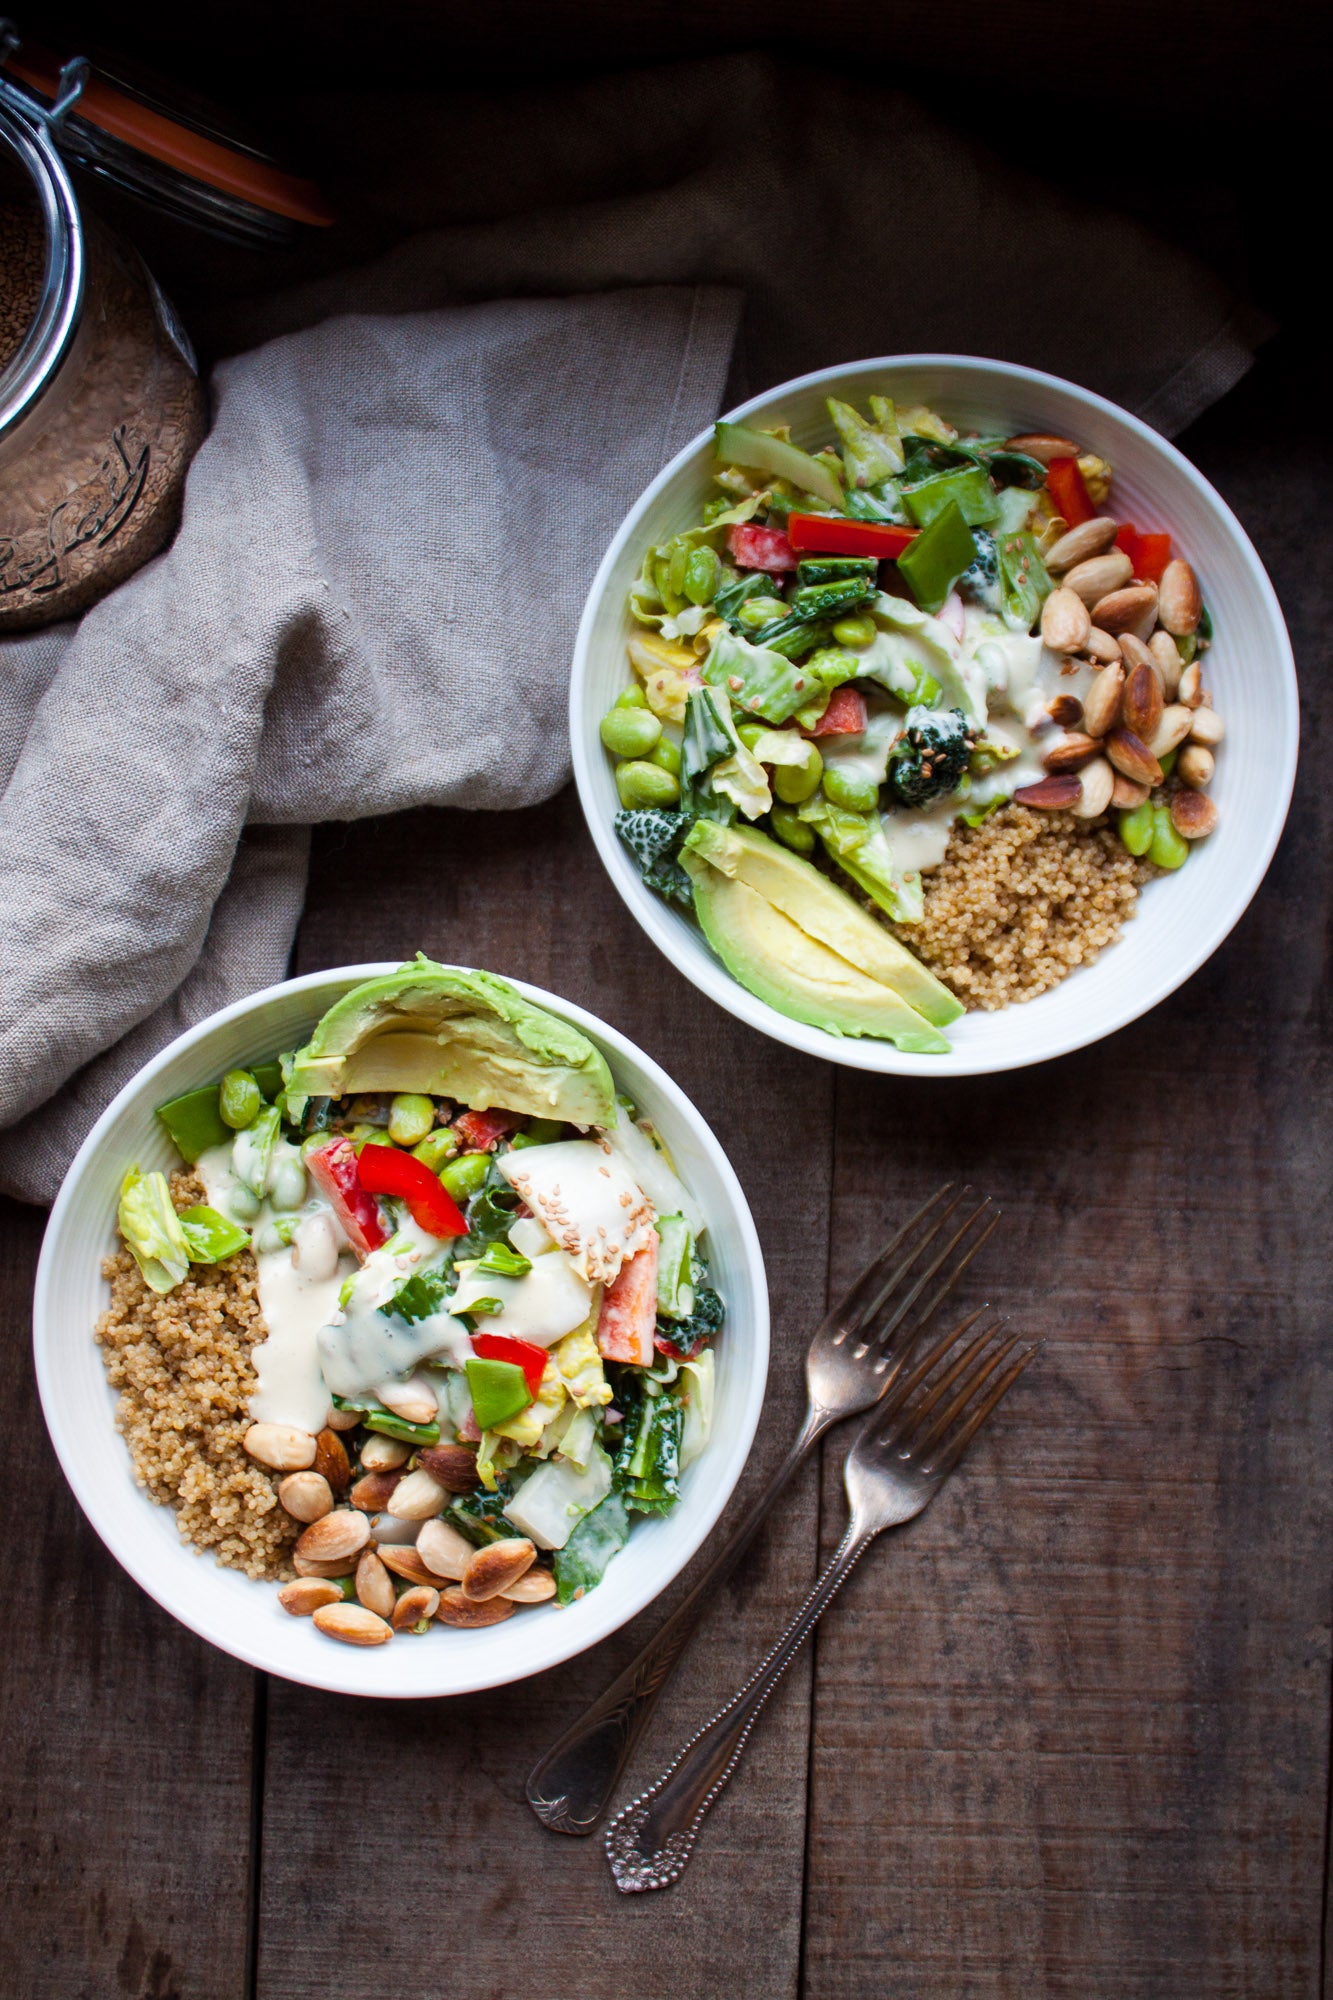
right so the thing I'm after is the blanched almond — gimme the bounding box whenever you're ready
[1106,728,1163,787]
[354,1548,396,1620]
[1118,632,1160,683]
[1090,584,1159,635]
[1081,663,1124,739]
[312,1603,392,1647]
[1170,789,1218,839]
[378,1546,447,1588]
[1148,704,1194,757]
[461,1537,537,1602]
[277,1579,343,1617]
[1040,587,1091,653]
[435,1587,516,1629]
[1013,775,1082,809]
[416,1444,483,1493]
[360,1433,410,1472]
[277,1471,334,1524]
[1110,774,1150,809]
[351,1470,402,1513]
[1177,743,1214,788]
[1063,550,1132,606]
[1073,756,1114,818]
[391,1586,441,1630]
[386,1467,448,1521]
[416,1517,476,1581]
[1178,662,1204,708]
[1149,629,1183,699]
[314,1428,351,1495]
[243,1423,316,1472]
[1121,661,1164,743]
[1158,558,1201,636]
[295,1508,371,1564]
[377,1380,437,1425]
[1043,731,1101,774]
[1043,516,1119,571]
[502,1567,557,1603]
[292,1549,358,1579]
[324,1405,361,1432]
[1004,432,1079,465]
[1188,707,1224,748]
[1084,626,1122,665]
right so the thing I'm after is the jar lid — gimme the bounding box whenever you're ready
[0,24,333,246]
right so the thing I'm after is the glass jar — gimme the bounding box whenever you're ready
[0,76,207,631]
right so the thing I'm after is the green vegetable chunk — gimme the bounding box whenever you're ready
[1149,805,1189,871]
[440,1151,491,1202]
[713,420,844,510]
[118,1168,190,1294]
[600,704,662,759]
[902,465,1001,529]
[827,396,904,487]
[155,1085,230,1164]
[1118,803,1155,857]
[465,1356,531,1431]
[553,1492,632,1604]
[655,1213,696,1320]
[387,1093,436,1147]
[895,500,977,614]
[413,1127,459,1172]
[475,1240,533,1280]
[177,1205,249,1264]
[219,1069,262,1131]
[616,759,680,809]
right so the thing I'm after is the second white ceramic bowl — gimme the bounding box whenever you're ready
[34,966,769,1697]
[570,354,1299,1076]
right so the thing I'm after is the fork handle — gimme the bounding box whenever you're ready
[604,1522,874,1892]
[525,1406,829,1836]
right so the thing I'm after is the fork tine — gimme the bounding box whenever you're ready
[833,1184,961,1344]
[868,1199,1000,1354]
[883,1318,1013,1450]
[902,1325,1024,1461]
[872,1305,990,1430]
[919,1342,1039,1476]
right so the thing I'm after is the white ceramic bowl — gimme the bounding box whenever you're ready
[34,965,768,1698]
[570,354,1299,1075]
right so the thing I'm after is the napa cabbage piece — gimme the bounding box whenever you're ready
[492,1359,567,1447]
[605,1103,705,1237]
[502,1441,614,1549]
[679,1349,716,1470]
[497,1140,656,1287]
[553,1324,613,1409]
[797,796,925,925]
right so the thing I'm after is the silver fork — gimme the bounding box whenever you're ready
[604,1312,1037,1891]
[526,1185,999,1836]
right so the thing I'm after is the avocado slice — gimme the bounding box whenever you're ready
[683,821,962,1029]
[681,848,951,1053]
[286,959,616,1126]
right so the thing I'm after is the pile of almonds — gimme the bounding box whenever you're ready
[1017,516,1221,845]
[243,1417,555,1649]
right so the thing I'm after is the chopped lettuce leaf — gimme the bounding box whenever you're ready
[117,1168,190,1294]
[797,796,925,925]
[679,1349,716,1471]
[492,1359,567,1448]
[553,1491,631,1603]
[502,1441,614,1549]
[827,396,905,486]
[703,626,821,728]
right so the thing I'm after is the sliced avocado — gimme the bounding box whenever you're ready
[684,821,962,1028]
[286,960,615,1126]
[681,848,950,1053]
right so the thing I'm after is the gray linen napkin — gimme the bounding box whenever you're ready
[0,52,1270,1204]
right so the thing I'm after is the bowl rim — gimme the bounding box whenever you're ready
[569,350,1300,1077]
[33,961,770,1698]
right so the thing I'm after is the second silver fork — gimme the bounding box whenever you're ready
[526,1184,999,1835]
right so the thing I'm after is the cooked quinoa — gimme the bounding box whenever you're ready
[892,805,1153,1009]
[95,1173,297,1580]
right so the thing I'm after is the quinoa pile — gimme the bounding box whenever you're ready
[95,1173,297,1580]
[893,805,1152,1009]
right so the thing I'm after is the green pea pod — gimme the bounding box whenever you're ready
[233,1103,281,1198]
[155,1085,232,1163]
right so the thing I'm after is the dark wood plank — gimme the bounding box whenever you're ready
[803,347,1333,1998]
[0,1197,259,2000]
[254,786,834,1997]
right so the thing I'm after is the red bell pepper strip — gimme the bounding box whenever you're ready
[1045,458,1095,528]
[305,1138,388,1259]
[470,1332,547,1398]
[452,1108,521,1153]
[1115,524,1171,584]
[810,685,868,737]
[727,522,798,572]
[356,1143,468,1238]
[787,513,916,560]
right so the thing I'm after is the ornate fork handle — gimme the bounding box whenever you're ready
[526,1409,828,1835]
[604,1523,873,1891]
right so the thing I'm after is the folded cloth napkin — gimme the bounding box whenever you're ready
[0,51,1270,1204]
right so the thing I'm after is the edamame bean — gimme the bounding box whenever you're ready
[412,1128,459,1172]
[649,736,682,776]
[773,741,822,805]
[439,1151,490,1202]
[600,705,662,759]
[387,1093,436,1147]
[822,765,880,813]
[684,545,721,605]
[1117,802,1154,857]
[831,613,877,648]
[269,1151,308,1213]
[1148,804,1189,871]
[616,760,680,809]
[770,805,815,854]
[227,1184,261,1222]
[736,721,767,751]
[737,596,787,632]
[616,685,648,709]
[219,1069,261,1130]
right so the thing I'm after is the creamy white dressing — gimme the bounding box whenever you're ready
[448,1248,593,1349]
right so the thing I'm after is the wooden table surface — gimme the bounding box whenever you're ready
[1,341,1326,1998]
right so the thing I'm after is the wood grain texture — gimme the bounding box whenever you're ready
[253,787,834,1997]
[0,1197,258,2000]
[802,364,1333,1998]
